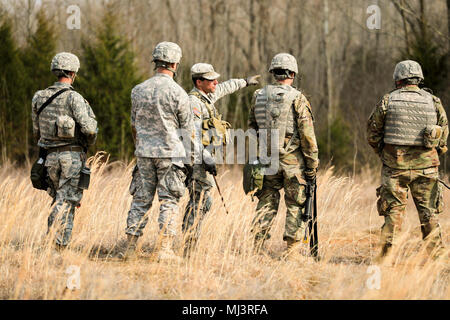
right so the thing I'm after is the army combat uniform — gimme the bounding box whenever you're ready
[32,53,97,247]
[183,72,247,239]
[367,60,448,259]
[248,84,319,245]
[125,43,193,244]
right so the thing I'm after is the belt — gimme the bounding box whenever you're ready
[47,145,84,154]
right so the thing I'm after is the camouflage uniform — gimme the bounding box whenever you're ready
[183,63,250,240]
[125,43,192,238]
[367,60,448,258]
[248,53,319,245]
[31,52,97,247]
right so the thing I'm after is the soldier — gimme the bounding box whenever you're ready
[248,53,319,257]
[367,60,448,262]
[122,42,193,262]
[183,63,260,252]
[31,52,97,250]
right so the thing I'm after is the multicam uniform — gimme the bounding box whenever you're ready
[32,71,97,246]
[367,84,448,257]
[126,73,192,237]
[248,84,319,243]
[183,79,247,238]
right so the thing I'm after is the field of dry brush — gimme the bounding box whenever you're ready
[0,154,449,300]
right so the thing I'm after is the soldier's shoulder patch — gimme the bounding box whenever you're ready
[193,107,201,117]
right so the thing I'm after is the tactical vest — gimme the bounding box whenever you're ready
[384,89,437,146]
[254,85,300,154]
[38,89,80,145]
[189,90,230,146]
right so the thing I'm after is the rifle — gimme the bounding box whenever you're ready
[302,179,319,260]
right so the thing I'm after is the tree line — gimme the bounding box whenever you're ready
[0,0,449,175]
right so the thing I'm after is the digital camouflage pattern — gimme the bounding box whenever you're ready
[126,71,193,237]
[126,157,186,237]
[32,75,97,247]
[269,53,298,74]
[248,87,319,242]
[50,52,80,72]
[46,151,84,246]
[190,63,220,80]
[183,79,247,239]
[131,73,192,158]
[32,82,97,149]
[377,166,444,256]
[367,86,448,169]
[152,42,182,64]
[368,84,448,259]
[393,60,424,82]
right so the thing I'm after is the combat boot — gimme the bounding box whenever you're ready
[157,236,182,263]
[119,235,139,260]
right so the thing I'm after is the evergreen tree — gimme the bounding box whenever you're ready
[20,9,57,159]
[0,15,26,163]
[77,8,143,160]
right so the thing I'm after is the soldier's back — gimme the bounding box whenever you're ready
[132,73,190,158]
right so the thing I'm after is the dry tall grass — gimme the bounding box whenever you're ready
[0,154,449,300]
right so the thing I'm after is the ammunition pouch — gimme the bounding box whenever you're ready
[202,115,231,147]
[56,115,76,139]
[243,163,265,195]
[423,125,443,149]
[78,166,91,190]
[30,148,49,191]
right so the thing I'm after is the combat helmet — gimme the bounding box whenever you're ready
[152,42,182,64]
[269,53,298,75]
[51,52,80,73]
[393,60,424,82]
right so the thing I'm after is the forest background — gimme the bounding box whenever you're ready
[1,0,449,175]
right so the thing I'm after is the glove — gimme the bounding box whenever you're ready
[304,168,317,182]
[245,75,261,87]
[204,162,217,176]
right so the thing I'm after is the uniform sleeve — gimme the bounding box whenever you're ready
[31,92,40,140]
[295,94,319,170]
[69,92,98,136]
[434,96,449,155]
[209,79,247,103]
[367,95,388,155]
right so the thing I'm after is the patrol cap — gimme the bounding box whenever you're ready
[393,60,424,82]
[191,63,220,80]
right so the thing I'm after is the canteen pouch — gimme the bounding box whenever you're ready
[243,163,265,194]
[423,125,442,149]
[78,167,91,190]
[30,148,49,190]
[56,115,76,138]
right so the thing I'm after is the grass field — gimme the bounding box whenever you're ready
[0,153,449,300]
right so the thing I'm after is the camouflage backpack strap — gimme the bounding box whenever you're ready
[189,90,215,118]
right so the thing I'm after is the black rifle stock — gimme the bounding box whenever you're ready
[302,179,319,259]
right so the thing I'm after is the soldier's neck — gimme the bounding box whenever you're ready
[276,79,294,86]
[157,68,174,78]
[58,78,73,85]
